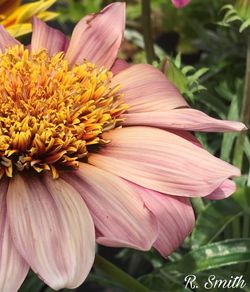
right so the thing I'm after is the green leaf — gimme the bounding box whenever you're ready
[94,255,150,292]
[163,239,250,274]
[191,188,250,248]
[220,92,240,161]
[240,18,250,32]
[244,137,250,163]
[166,60,188,94]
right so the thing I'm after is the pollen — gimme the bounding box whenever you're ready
[0,46,127,179]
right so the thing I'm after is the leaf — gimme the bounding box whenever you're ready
[240,18,250,32]
[188,67,209,82]
[220,92,240,161]
[244,137,250,163]
[139,273,192,292]
[163,239,250,274]
[166,59,188,94]
[94,255,150,292]
[191,188,250,248]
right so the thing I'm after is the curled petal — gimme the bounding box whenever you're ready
[62,164,158,251]
[111,58,129,75]
[89,126,240,197]
[123,108,246,132]
[0,180,29,292]
[31,17,68,56]
[139,187,195,257]
[65,3,125,68]
[112,64,187,112]
[7,174,95,290]
[206,179,236,200]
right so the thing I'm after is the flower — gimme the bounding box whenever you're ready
[0,2,246,291]
[0,0,57,37]
[171,0,190,8]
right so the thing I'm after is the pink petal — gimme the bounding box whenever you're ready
[171,130,203,148]
[88,126,240,197]
[0,180,29,292]
[31,17,69,56]
[111,58,129,75]
[123,108,246,132]
[7,174,95,290]
[172,0,190,8]
[112,64,188,112]
[139,187,195,257]
[0,25,20,52]
[62,164,158,251]
[65,3,125,68]
[206,179,236,200]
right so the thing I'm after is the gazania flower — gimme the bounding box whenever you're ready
[171,0,190,8]
[0,2,246,291]
[0,0,57,37]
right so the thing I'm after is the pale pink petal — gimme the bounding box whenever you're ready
[65,3,125,68]
[112,64,188,112]
[206,179,236,200]
[0,180,29,292]
[62,164,158,251]
[89,126,240,197]
[123,108,246,132]
[170,130,202,148]
[172,0,190,8]
[139,186,195,257]
[111,59,129,75]
[0,25,20,52]
[31,17,69,56]
[7,174,95,290]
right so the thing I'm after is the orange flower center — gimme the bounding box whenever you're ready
[0,46,127,178]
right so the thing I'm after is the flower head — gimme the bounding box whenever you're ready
[171,0,190,8]
[0,0,57,37]
[0,2,246,291]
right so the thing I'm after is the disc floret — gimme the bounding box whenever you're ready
[0,46,127,178]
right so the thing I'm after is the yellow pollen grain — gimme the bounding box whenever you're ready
[0,45,127,179]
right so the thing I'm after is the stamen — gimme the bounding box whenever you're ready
[0,45,127,178]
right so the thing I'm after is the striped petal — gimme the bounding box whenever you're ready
[65,3,125,69]
[140,187,195,257]
[205,179,236,200]
[89,126,240,197]
[112,64,188,112]
[0,25,20,52]
[31,17,68,56]
[62,164,158,251]
[0,180,29,292]
[111,58,129,75]
[7,174,95,290]
[123,108,246,132]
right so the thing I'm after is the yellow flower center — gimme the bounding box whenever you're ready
[0,46,127,179]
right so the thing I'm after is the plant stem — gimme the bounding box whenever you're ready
[191,198,205,215]
[94,255,150,292]
[141,0,157,63]
[243,214,250,237]
[232,217,241,238]
[233,35,250,169]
